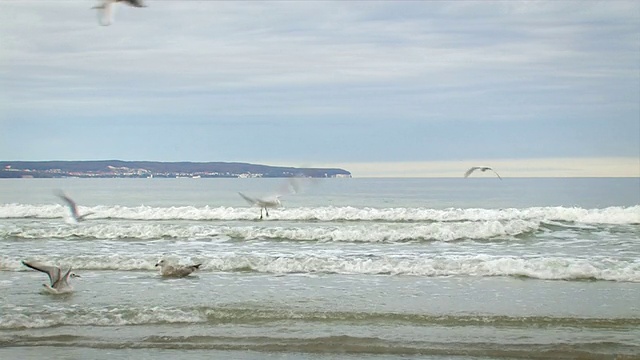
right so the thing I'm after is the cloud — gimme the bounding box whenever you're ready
[0,1,638,171]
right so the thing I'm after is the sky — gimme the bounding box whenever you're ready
[0,0,638,177]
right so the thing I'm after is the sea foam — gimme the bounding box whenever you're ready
[1,220,540,242]
[1,204,638,224]
[3,253,638,282]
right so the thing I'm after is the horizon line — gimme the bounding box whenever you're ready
[2,157,639,178]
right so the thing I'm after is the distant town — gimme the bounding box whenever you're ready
[0,161,352,179]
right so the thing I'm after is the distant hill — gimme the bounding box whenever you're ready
[0,160,352,179]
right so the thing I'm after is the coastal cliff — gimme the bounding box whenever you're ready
[0,160,352,179]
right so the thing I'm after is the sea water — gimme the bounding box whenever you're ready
[0,177,639,359]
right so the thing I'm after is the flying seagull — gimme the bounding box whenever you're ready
[155,259,202,278]
[239,177,305,220]
[56,191,94,222]
[238,192,282,220]
[464,166,502,180]
[22,260,80,294]
[93,0,146,26]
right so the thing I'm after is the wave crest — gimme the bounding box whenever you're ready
[1,220,539,242]
[1,204,638,224]
[3,254,638,282]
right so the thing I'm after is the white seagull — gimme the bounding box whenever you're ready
[22,260,80,294]
[56,191,94,222]
[238,192,282,220]
[238,177,304,220]
[464,166,502,180]
[155,259,202,278]
[92,0,146,26]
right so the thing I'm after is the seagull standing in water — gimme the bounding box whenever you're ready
[56,191,94,222]
[22,261,80,294]
[238,192,282,220]
[238,177,305,220]
[464,166,502,180]
[92,0,146,26]
[155,259,202,278]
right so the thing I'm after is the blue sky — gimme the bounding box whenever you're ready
[0,1,638,177]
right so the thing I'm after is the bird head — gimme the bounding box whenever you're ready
[155,259,166,267]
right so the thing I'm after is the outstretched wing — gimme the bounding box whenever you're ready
[22,261,60,286]
[488,168,502,180]
[464,167,480,178]
[76,212,95,221]
[53,267,73,288]
[238,192,258,206]
[124,0,147,7]
[55,191,80,220]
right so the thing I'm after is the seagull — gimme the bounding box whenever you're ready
[22,260,80,294]
[56,191,94,222]
[155,259,202,278]
[92,0,146,26]
[464,166,502,180]
[239,177,304,220]
[238,192,282,220]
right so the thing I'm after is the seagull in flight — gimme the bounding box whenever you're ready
[464,166,502,180]
[238,192,282,220]
[92,0,146,26]
[238,177,304,220]
[22,260,80,294]
[56,191,94,222]
[155,259,202,278]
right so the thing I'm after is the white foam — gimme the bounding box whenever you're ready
[3,254,638,282]
[1,204,638,224]
[0,306,206,329]
[0,220,539,242]
[203,254,640,282]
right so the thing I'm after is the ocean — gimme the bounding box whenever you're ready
[0,177,639,360]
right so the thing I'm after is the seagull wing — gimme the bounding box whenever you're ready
[52,267,73,289]
[238,192,259,206]
[464,167,480,178]
[56,192,80,220]
[267,177,306,203]
[177,264,201,277]
[489,168,502,180]
[22,261,60,286]
[258,195,281,208]
[77,212,95,221]
[125,0,147,7]
[276,177,299,196]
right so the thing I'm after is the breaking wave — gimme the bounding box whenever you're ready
[2,254,638,282]
[0,220,541,242]
[2,305,639,330]
[1,204,638,224]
